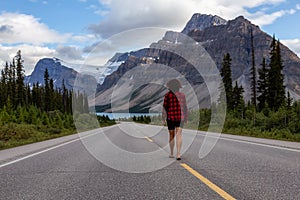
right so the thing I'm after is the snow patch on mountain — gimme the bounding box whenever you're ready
[98,60,124,84]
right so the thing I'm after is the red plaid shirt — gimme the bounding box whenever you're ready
[162,91,188,122]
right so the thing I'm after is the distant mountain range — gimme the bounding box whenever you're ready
[25,14,300,113]
[94,14,300,112]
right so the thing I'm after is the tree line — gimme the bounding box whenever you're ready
[220,35,287,112]
[0,50,90,114]
[0,51,104,149]
[216,35,300,141]
[132,115,152,124]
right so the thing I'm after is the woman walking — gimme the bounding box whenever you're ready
[162,79,188,160]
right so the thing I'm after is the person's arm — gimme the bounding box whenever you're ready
[162,94,168,124]
[182,94,188,123]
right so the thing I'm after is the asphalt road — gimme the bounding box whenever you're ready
[0,122,299,200]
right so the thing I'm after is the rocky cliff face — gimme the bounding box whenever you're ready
[182,13,227,34]
[25,58,97,95]
[188,16,300,99]
[95,14,300,112]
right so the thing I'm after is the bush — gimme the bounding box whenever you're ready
[74,113,99,131]
[46,128,62,135]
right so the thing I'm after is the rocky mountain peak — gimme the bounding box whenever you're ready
[25,58,77,88]
[25,58,97,95]
[181,13,227,34]
[227,15,260,33]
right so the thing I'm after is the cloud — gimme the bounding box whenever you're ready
[2,0,298,75]
[71,34,98,44]
[55,46,84,60]
[89,0,196,38]
[82,27,168,68]
[0,12,70,45]
[82,0,300,67]
[249,9,296,26]
[281,39,300,57]
[88,0,290,38]
[0,25,13,33]
[0,44,55,74]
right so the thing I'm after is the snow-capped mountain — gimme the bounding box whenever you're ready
[97,50,151,84]
[98,53,126,84]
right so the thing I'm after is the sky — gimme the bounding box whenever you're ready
[0,0,300,75]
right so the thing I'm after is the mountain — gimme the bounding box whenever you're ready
[25,58,97,95]
[98,50,150,84]
[181,14,227,34]
[187,16,300,99]
[94,14,300,112]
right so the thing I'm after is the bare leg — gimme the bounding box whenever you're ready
[175,127,182,159]
[169,130,175,157]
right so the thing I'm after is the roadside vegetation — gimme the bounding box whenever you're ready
[130,105,300,142]
[211,35,300,142]
[0,51,115,150]
[188,108,300,142]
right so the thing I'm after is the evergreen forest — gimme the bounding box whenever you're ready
[0,51,115,150]
[196,36,300,141]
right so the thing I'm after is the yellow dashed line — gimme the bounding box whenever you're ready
[145,137,153,142]
[181,163,236,200]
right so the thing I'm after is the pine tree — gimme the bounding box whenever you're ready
[267,35,285,110]
[250,28,257,108]
[77,92,84,114]
[286,91,293,110]
[257,58,268,111]
[220,53,233,110]
[68,90,73,114]
[32,82,42,109]
[232,81,244,110]
[275,39,286,106]
[49,78,55,111]
[62,80,68,113]
[5,95,13,115]
[25,84,31,108]
[0,64,8,108]
[83,92,89,113]
[8,61,16,107]
[15,50,25,106]
[44,68,51,111]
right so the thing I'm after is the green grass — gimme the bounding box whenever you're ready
[0,123,75,150]
[0,120,116,150]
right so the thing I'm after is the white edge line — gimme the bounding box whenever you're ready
[194,131,300,153]
[140,123,300,153]
[0,130,102,168]
[3,125,296,169]
[219,137,300,153]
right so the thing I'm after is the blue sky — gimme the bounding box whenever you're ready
[0,0,103,34]
[0,0,299,74]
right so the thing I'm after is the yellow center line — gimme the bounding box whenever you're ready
[181,163,236,200]
[145,137,153,142]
